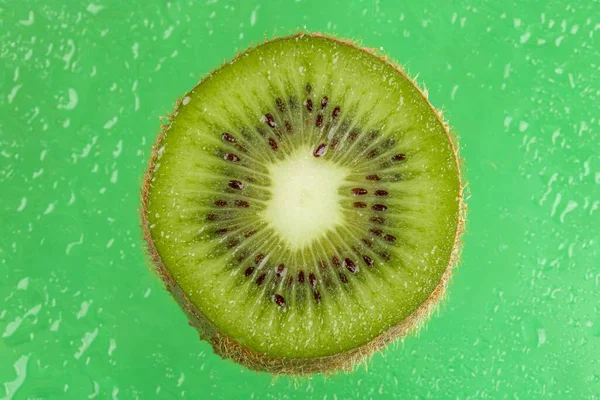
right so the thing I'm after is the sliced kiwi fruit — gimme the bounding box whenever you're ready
[141,33,464,375]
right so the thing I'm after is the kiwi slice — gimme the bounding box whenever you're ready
[142,33,464,375]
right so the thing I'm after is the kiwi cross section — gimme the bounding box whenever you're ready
[144,34,461,365]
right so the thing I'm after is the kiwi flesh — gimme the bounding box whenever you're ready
[142,32,464,375]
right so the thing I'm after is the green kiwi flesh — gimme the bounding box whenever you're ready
[142,33,464,375]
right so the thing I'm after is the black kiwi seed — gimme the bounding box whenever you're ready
[316,114,324,128]
[265,114,277,128]
[298,270,305,283]
[255,254,264,264]
[235,200,250,208]
[276,264,286,277]
[372,204,387,211]
[215,228,228,235]
[309,273,317,288]
[206,213,217,221]
[384,234,397,243]
[268,138,278,151]
[228,180,244,190]
[244,267,254,277]
[362,255,374,267]
[366,174,380,181]
[332,106,341,119]
[362,238,374,248]
[313,143,327,157]
[305,99,313,112]
[214,200,227,207]
[392,153,406,161]
[273,294,286,307]
[353,202,367,208]
[351,188,368,195]
[320,96,328,109]
[256,273,266,286]
[339,273,348,283]
[224,153,240,162]
[370,228,383,236]
[244,229,257,238]
[344,258,358,274]
[370,216,385,224]
[332,256,341,268]
[313,289,321,303]
[375,190,389,196]
[221,132,236,143]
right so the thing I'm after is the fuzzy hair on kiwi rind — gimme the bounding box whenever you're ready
[141,31,466,376]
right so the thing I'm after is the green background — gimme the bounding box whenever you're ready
[1,0,599,398]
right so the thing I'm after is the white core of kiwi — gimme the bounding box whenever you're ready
[262,146,348,250]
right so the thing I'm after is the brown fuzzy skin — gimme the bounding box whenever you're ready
[141,32,466,376]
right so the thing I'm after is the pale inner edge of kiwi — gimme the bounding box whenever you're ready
[146,35,461,360]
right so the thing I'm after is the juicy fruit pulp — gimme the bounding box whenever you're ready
[143,33,463,373]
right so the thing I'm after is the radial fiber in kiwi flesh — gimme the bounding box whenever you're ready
[142,33,464,375]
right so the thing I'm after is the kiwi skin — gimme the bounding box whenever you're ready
[141,32,466,375]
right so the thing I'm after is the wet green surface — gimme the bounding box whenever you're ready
[1,0,599,398]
